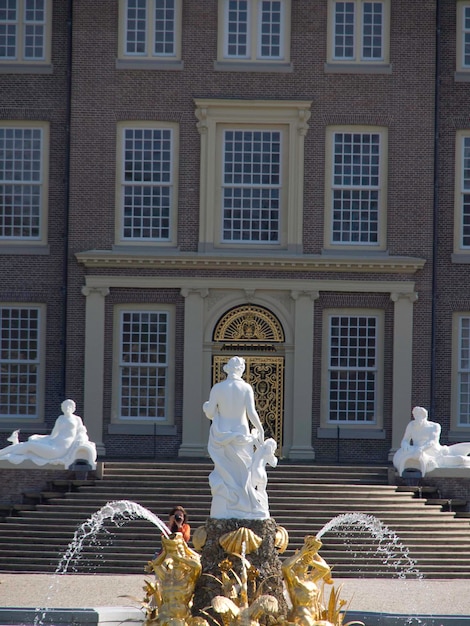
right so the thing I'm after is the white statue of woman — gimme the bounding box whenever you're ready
[203,356,276,519]
[0,399,97,469]
[393,406,470,476]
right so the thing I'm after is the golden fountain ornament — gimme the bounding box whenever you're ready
[143,530,363,626]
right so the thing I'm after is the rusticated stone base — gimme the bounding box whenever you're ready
[192,517,288,624]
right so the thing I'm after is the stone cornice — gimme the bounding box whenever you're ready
[76,249,426,274]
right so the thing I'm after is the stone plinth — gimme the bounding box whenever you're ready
[192,517,288,623]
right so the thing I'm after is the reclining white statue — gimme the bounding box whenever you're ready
[203,356,277,519]
[0,399,97,470]
[393,405,470,477]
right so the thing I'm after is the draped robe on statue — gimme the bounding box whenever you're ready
[203,357,276,520]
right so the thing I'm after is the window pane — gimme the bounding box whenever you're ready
[334,1,355,60]
[222,129,281,242]
[0,127,42,239]
[332,132,380,244]
[462,137,470,248]
[0,0,17,59]
[126,0,147,55]
[328,315,377,423]
[122,127,172,240]
[464,7,470,67]
[0,306,40,418]
[226,0,249,58]
[154,0,175,56]
[362,2,383,60]
[259,1,282,59]
[24,0,45,60]
[459,318,470,425]
[120,311,169,419]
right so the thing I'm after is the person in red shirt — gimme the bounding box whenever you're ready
[168,505,190,543]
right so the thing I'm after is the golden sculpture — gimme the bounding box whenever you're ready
[142,531,362,626]
[219,528,262,556]
[143,532,207,626]
[211,550,279,626]
[282,535,335,626]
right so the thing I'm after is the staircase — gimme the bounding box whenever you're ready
[0,461,470,578]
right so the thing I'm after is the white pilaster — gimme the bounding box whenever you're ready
[81,286,109,455]
[288,290,319,460]
[390,291,418,455]
[178,288,209,457]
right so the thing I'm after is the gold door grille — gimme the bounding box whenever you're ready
[212,305,285,454]
[212,355,284,455]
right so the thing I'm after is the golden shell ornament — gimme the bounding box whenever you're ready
[274,526,289,553]
[192,526,208,552]
[219,527,262,555]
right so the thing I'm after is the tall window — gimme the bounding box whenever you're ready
[0,0,45,61]
[118,309,170,420]
[222,129,281,243]
[327,0,390,68]
[116,123,178,245]
[119,0,182,64]
[195,99,310,252]
[218,0,291,66]
[458,134,470,250]
[0,124,48,243]
[325,127,387,250]
[0,306,42,419]
[457,2,470,74]
[326,313,379,423]
[457,317,470,426]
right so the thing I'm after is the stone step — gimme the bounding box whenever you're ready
[0,461,467,578]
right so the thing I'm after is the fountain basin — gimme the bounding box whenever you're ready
[0,607,143,626]
[0,607,469,626]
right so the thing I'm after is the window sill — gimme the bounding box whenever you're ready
[108,423,177,436]
[324,62,392,75]
[452,253,470,263]
[454,71,470,82]
[317,427,385,440]
[0,63,53,74]
[214,60,293,73]
[0,422,47,433]
[116,59,184,71]
[448,429,470,442]
[0,244,50,255]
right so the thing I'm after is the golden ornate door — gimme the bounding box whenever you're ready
[211,305,285,454]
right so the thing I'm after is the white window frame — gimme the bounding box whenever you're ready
[195,98,311,253]
[321,308,384,428]
[115,121,179,247]
[117,0,182,69]
[452,314,470,431]
[454,131,470,253]
[216,0,291,70]
[0,121,49,247]
[457,2,470,76]
[326,0,390,71]
[0,0,52,71]
[324,125,388,251]
[0,303,46,422]
[112,304,175,424]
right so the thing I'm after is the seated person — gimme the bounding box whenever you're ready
[0,399,97,469]
[393,406,470,476]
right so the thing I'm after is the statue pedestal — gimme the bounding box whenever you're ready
[192,517,288,622]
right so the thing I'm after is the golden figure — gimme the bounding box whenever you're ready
[282,535,334,626]
[144,532,205,626]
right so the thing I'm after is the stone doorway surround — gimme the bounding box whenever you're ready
[80,275,418,460]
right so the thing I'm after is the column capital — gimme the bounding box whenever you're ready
[180,288,209,299]
[390,291,418,304]
[81,286,110,298]
[290,290,320,302]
